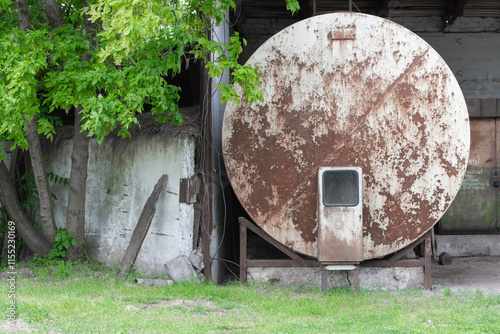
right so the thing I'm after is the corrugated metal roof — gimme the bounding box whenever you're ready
[240,0,500,19]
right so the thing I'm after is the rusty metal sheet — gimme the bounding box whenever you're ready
[440,119,499,233]
[481,99,497,117]
[179,176,198,204]
[222,13,470,260]
[467,98,481,117]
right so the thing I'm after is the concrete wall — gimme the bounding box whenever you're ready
[396,17,500,99]
[436,235,500,257]
[248,266,424,290]
[46,135,197,276]
[0,142,13,171]
[208,15,233,282]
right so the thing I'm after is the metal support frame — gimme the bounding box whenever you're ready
[239,217,433,290]
[360,231,433,290]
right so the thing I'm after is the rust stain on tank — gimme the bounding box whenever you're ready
[328,27,356,41]
[222,13,470,260]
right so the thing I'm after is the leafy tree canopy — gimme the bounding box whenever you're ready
[0,0,299,159]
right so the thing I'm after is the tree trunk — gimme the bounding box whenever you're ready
[16,0,57,243]
[0,161,51,257]
[0,148,18,256]
[64,12,95,259]
[66,109,89,258]
[43,0,64,29]
[118,175,168,278]
[15,0,56,250]
[15,0,30,31]
[25,115,58,243]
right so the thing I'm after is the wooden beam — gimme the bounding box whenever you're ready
[446,0,469,26]
[360,259,425,267]
[118,175,168,278]
[247,259,319,267]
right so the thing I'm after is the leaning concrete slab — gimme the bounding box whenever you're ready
[134,278,174,286]
[189,248,204,272]
[164,255,199,283]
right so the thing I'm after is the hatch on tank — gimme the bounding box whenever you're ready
[317,167,363,262]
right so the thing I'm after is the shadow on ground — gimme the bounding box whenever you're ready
[432,256,500,293]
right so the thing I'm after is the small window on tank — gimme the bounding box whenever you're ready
[322,170,359,207]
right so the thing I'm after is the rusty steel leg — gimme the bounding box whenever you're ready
[424,232,432,290]
[352,267,360,292]
[321,270,328,293]
[239,221,248,283]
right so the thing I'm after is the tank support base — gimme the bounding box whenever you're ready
[238,217,432,290]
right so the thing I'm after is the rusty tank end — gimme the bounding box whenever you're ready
[222,12,470,260]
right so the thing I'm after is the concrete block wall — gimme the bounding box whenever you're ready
[248,266,424,290]
[46,135,197,276]
[0,142,13,171]
[436,235,500,257]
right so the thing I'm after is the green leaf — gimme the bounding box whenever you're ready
[285,0,300,14]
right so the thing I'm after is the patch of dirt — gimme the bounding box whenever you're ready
[151,298,216,309]
[0,319,59,333]
[432,256,500,293]
[125,298,227,315]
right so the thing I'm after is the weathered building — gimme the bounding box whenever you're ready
[2,1,499,287]
[201,0,500,286]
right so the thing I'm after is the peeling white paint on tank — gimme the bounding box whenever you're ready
[223,12,470,260]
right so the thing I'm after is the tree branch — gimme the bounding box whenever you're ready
[25,115,58,242]
[0,161,52,257]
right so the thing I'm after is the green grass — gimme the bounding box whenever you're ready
[1,262,500,333]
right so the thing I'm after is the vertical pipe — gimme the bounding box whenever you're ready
[202,17,213,281]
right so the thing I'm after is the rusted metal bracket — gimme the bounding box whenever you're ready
[387,233,429,265]
[179,176,199,204]
[239,217,310,282]
[360,231,433,290]
[239,217,305,265]
[239,217,432,290]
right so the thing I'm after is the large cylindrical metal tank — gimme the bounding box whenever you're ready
[222,12,470,260]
